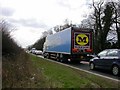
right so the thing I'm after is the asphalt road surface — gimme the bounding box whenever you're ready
[68,61,120,81]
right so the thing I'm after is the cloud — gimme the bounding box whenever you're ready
[1,7,15,16]
[11,27,43,48]
[19,19,48,29]
[9,18,49,29]
[57,0,71,9]
[57,0,90,10]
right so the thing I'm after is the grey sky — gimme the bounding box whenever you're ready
[1,7,15,16]
[2,0,112,48]
[9,18,48,29]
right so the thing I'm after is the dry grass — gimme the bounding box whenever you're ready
[2,52,46,88]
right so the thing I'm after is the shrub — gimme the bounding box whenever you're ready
[1,20,22,58]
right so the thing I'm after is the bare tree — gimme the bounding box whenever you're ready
[31,28,53,50]
[80,0,118,53]
[101,2,115,49]
[112,1,120,48]
[92,0,104,53]
[42,29,53,38]
[54,25,61,32]
[80,15,95,29]
[53,19,72,33]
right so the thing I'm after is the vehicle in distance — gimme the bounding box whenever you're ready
[34,50,43,55]
[43,27,93,63]
[30,48,36,54]
[30,48,43,55]
[89,49,120,76]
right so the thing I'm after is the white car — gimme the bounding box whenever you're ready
[35,50,43,55]
[29,48,36,54]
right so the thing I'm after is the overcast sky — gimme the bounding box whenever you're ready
[1,0,109,48]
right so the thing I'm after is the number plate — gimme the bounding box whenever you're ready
[80,56,84,59]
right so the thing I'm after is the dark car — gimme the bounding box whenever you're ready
[89,49,120,76]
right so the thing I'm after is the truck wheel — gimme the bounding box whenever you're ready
[56,53,60,62]
[43,53,47,58]
[60,54,64,63]
[46,53,50,59]
[44,55,46,58]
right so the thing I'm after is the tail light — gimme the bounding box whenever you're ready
[85,49,92,52]
[72,48,79,52]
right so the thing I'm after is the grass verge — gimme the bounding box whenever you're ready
[2,52,46,88]
[30,55,120,88]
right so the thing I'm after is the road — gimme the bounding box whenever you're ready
[69,61,120,81]
[37,55,120,82]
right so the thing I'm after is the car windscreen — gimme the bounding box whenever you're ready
[106,50,118,57]
[98,50,108,57]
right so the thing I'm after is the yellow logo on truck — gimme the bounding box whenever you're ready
[76,34,89,46]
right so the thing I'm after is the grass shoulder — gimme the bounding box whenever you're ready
[30,55,120,88]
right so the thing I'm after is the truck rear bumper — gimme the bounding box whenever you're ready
[70,54,92,61]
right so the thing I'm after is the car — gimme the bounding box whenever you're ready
[89,49,120,76]
[30,48,36,54]
[34,50,43,55]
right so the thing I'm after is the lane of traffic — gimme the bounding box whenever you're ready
[68,61,120,80]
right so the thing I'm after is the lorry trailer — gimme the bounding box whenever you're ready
[43,27,93,62]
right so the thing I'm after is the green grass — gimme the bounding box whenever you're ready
[30,55,120,88]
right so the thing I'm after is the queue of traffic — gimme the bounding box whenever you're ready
[29,48,120,76]
[29,27,120,76]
